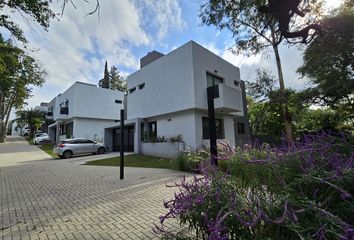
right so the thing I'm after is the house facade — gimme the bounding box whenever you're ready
[104,41,250,158]
[47,82,124,145]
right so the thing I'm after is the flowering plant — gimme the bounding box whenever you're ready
[156,132,354,240]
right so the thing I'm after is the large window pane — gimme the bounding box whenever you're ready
[206,72,223,87]
[202,117,224,139]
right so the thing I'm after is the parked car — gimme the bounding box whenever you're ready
[33,133,51,145]
[53,138,107,159]
[22,128,30,136]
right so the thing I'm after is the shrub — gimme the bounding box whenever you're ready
[156,132,354,239]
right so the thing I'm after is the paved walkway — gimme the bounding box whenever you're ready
[0,136,187,239]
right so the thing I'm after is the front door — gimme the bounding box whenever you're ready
[113,126,134,152]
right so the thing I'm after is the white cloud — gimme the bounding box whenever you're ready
[202,42,308,90]
[7,0,185,109]
[137,0,186,41]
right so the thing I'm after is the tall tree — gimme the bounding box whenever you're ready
[16,108,46,138]
[109,66,127,92]
[199,1,321,144]
[298,6,354,125]
[0,0,100,43]
[0,36,45,142]
[98,61,109,89]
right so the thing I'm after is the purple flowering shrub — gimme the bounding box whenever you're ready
[156,133,354,239]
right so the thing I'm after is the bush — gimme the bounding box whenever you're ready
[156,132,354,239]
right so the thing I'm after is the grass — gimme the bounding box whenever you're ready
[86,154,173,169]
[39,143,56,158]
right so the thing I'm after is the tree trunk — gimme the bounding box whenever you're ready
[271,31,294,145]
[0,122,5,143]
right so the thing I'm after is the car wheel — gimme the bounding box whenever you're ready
[97,147,105,154]
[63,151,73,159]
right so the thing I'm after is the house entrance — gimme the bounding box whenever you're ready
[112,125,134,152]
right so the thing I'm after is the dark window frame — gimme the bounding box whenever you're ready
[206,72,224,87]
[148,121,157,139]
[237,122,246,134]
[202,117,224,139]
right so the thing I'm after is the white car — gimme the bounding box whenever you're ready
[33,133,51,145]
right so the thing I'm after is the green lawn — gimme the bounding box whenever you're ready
[86,154,173,169]
[38,143,57,158]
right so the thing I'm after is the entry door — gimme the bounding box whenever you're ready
[113,126,134,152]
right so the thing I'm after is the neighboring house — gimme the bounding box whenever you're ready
[104,41,250,158]
[47,82,124,145]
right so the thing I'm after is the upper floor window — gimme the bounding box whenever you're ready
[206,72,223,87]
[138,83,145,90]
[115,100,123,104]
[129,87,136,94]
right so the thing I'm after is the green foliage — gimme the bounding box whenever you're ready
[98,61,109,89]
[0,0,55,42]
[0,36,45,142]
[109,66,127,92]
[16,108,46,138]
[158,134,354,239]
[298,8,354,126]
[98,62,127,92]
[169,134,183,143]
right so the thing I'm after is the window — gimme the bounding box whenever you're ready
[234,80,240,87]
[141,122,145,141]
[129,87,136,94]
[202,117,224,139]
[138,83,145,90]
[237,123,246,134]
[115,100,123,104]
[148,121,157,139]
[206,72,223,87]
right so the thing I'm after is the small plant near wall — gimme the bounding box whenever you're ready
[149,136,168,143]
[169,134,183,143]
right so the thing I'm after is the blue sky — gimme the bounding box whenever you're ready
[6,0,343,112]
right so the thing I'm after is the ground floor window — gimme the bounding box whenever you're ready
[237,122,246,134]
[202,117,224,139]
[148,121,157,139]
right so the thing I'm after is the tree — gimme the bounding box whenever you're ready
[0,0,100,43]
[0,35,45,142]
[16,108,46,138]
[199,0,320,144]
[109,66,127,92]
[98,61,109,89]
[258,0,322,43]
[298,6,354,127]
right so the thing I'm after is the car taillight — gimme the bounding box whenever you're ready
[58,143,66,148]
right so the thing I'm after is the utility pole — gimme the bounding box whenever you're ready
[120,109,124,179]
[207,85,219,166]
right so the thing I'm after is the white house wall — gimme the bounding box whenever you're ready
[72,118,117,142]
[127,43,195,119]
[194,110,236,148]
[146,110,198,148]
[191,42,244,114]
[50,82,124,121]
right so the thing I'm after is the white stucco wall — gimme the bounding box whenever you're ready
[72,118,117,142]
[191,42,244,113]
[50,82,124,121]
[127,42,195,119]
[146,110,198,148]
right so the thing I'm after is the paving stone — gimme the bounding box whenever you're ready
[0,137,191,239]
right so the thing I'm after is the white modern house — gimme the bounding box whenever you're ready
[47,82,125,144]
[104,41,250,158]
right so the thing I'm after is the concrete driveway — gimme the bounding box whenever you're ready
[0,136,187,239]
